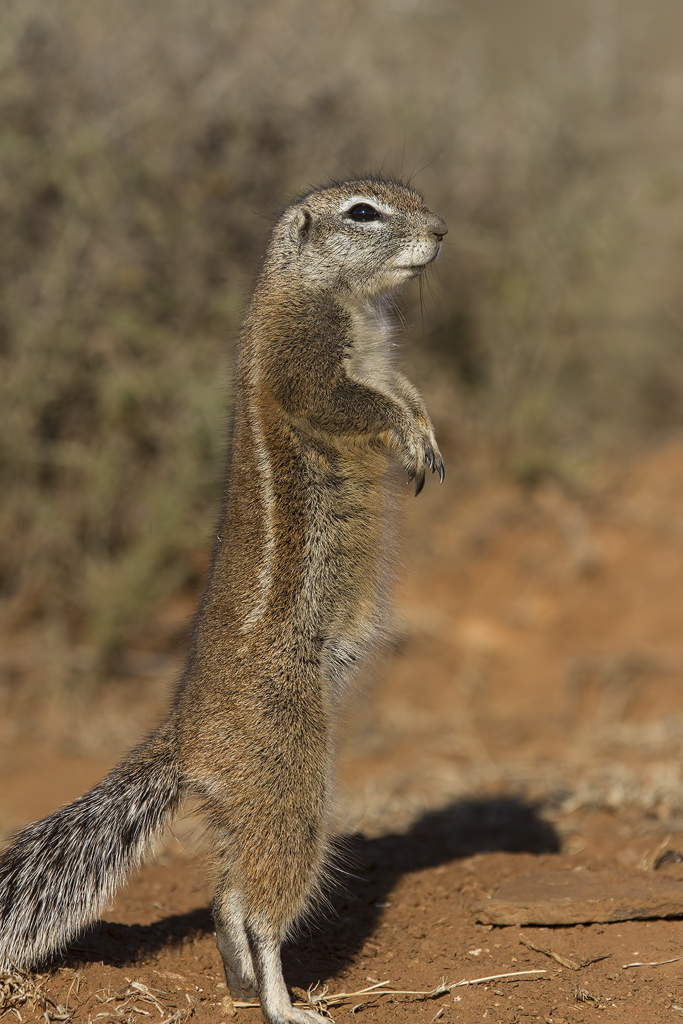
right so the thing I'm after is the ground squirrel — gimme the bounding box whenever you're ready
[0,177,447,1024]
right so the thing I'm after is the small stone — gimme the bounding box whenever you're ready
[221,994,236,1016]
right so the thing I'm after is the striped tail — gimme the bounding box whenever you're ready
[0,725,183,970]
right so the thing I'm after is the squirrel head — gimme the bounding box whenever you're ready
[268,178,448,299]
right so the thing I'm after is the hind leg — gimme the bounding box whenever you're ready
[203,700,332,1023]
[247,926,326,1024]
[212,879,326,1024]
[207,807,330,1019]
[212,892,258,1002]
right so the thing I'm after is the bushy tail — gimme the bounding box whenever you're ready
[0,725,183,971]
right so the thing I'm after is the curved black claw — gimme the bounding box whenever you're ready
[414,470,426,496]
[426,447,435,472]
[438,461,445,484]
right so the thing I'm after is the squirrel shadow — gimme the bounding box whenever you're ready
[283,795,559,987]
[58,795,558,978]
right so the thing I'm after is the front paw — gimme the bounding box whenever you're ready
[408,441,445,495]
[396,422,444,496]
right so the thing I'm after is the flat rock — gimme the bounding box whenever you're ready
[471,870,683,926]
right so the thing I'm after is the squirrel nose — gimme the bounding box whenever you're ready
[428,214,448,239]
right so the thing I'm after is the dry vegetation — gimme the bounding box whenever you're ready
[2,0,683,686]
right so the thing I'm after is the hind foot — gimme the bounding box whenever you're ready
[262,1004,327,1024]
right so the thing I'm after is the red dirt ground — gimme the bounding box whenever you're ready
[5,441,683,1023]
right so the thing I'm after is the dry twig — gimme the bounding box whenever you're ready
[520,933,611,971]
[622,958,682,969]
[92,980,188,1024]
[0,971,73,1024]
[231,970,547,1016]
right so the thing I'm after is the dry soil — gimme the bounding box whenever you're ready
[4,443,683,1022]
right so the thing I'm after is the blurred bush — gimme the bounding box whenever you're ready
[1,0,683,678]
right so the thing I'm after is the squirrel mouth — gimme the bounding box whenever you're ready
[406,259,433,274]
[399,248,442,274]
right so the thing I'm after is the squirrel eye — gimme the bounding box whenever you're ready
[347,203,382,222]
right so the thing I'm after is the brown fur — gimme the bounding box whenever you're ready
[175,178,447,1022]
[0,177,446,1024]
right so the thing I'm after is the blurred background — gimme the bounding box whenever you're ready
[2,0,683,842]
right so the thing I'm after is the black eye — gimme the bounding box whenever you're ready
[346,203,382,222]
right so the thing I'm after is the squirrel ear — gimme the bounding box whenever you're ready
[292,207,312,242]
